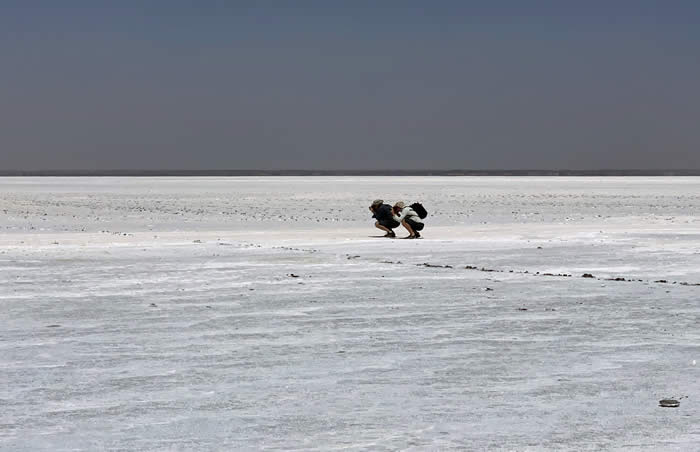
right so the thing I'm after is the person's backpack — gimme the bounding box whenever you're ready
[410,202,428,219]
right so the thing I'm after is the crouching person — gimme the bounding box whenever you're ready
[370,199,400,237]
[392,201,424,239]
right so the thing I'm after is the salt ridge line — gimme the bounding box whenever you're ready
[337,253,700,288]
[417,261,700,287]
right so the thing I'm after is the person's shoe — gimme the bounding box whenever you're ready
[384,231,396,238]
[403,235,416,239]
[414,231,421,238]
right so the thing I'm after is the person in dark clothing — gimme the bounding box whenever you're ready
[370,199,400,237]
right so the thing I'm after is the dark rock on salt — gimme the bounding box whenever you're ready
[582,273,595,278]
[421,263,453,269]
[659,399,680,408]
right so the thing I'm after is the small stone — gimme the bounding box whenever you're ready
[149,303,157,307]
[659,399,680,408]
[582,273,595,278]
[46,324,61,328]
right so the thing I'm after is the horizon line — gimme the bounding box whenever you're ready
[1,169,700,177]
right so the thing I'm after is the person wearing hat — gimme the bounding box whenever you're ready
[392,201,424,239]
[370,199,400,237]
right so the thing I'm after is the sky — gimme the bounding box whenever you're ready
[1,1,699,170]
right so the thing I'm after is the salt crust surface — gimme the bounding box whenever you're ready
[1,177,699,451]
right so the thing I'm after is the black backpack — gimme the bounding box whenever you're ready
[410,202,428,219]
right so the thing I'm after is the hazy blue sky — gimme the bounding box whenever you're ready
[2,1,699,170]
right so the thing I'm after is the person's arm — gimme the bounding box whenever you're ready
[393,208,407,222]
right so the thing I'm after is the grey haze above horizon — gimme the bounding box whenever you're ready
[2,1,700,171]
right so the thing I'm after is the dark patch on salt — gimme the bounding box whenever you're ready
[420,263,453,269]
[659,399,680,408]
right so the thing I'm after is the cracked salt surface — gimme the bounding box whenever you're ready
[1,176,700,450]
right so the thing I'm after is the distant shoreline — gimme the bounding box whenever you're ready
[1,170,700,177]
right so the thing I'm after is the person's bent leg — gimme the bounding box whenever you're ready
[401,220,415,238]
[408,220,424,238]
[375,221,395,237]
[375,221,390,233]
